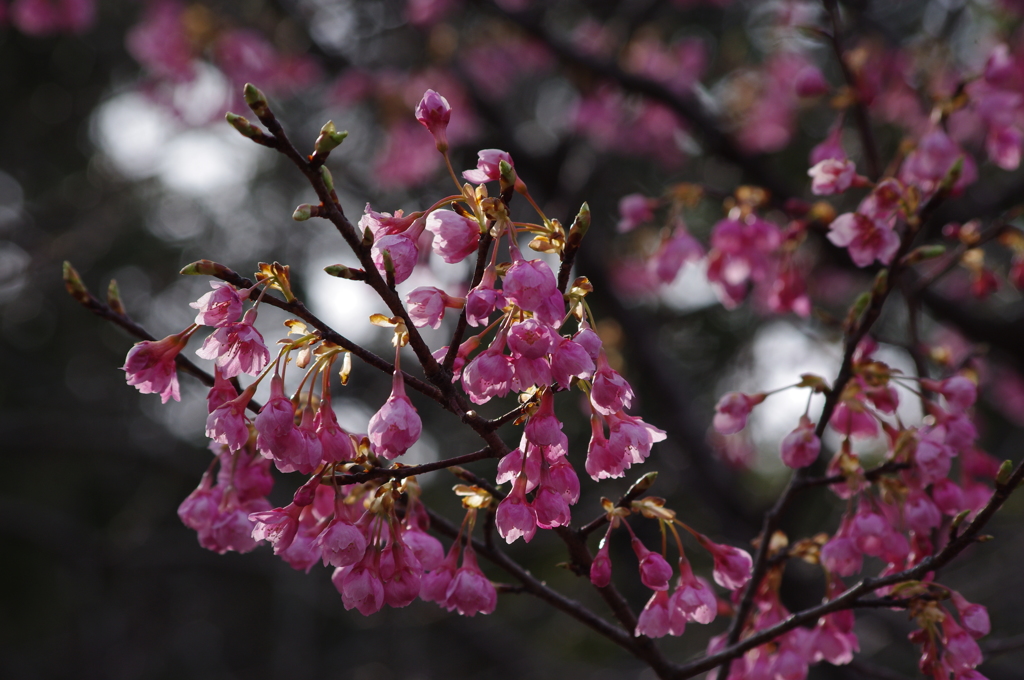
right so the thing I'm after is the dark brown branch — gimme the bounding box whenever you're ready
[796,460,911,490]
[326,447,499,485]
[68,284,264,412]
[823,0,882,179]
[444,230,494,372]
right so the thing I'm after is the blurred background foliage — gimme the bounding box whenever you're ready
[3,1,1024,678]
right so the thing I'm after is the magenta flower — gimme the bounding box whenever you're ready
[899,128,977,196]
[670,560,717,624]
[524,390,565,447]
[334,547,385,616]
[586,417,626,480]
[425,209,479,264]
[421,542,460,606]
[951,591,991,639]
[545,459,580,504]
[190,281,243,327]
[808,158,857,195]
[123,328,192,403]
[617,193,655,233]
[465,264,506,326]
[315,398,355,463]
[651,225,704,284]
[705,216,782,308]
[401,525,444,572]
[821,520,862,577]
[573,322,603,360]
[510,354,553,393]
[922,375,977,413]
[712,391,764,435]
[590,539,613,588]
[503,249,560,315]
[828,400,880,439]
[635,590,686,638]
[415,88,452,152]
[495,476,538,544]
[206,389,253,452]
[631,536,673,591]
[380,542,423,609]
[532,486,570,529]
[254,375,299,457]
[249,502,303,553]
[942,617,983,671]
[358,203,419,239]
[779,415,821,468]
[444,546,496,616]
[461,346,513,404]
[371,233,420,285]
[507,318,556,359]
[462,148,513,184]
[206,366,238,413]
[904,491,942,535]
[701,538,752,590]
[591,354,634,416]
[826,212,900,268]
[195,308,270,379]
[369,368,422,460]
[606,411,666,468]
[551,337,596,389]
[178,476,221,534]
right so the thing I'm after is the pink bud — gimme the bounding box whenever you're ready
[590,539,612,588]
[415,88,452,152]
[631,536,673,591]
[779,416,820,468]
[712,392,764,435]
[951,591,991,639]
[702,538,752,591]
[462,148,513,184]
[371,233,420,285]
[809,158,857,195]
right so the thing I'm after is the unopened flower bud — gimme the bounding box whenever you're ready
[324,264,367,280]
[293,204,314,221]
[106,279,126,316]
[567,202,591,249]
[62,261,91,305]
[243,83,270,121]
[320,166,335,193]
[225,112,263,140]
[903,244,946,265]
[180,259,235,278]
[314,120,348,156]
[498,159,516,194]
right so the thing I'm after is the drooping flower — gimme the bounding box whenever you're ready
[712,392,765,435]
[123,328,192,403]
[635,589,686,638]
[590,537,613,588]
[206,387,254,452]
[445,546,497,616]
[631,536,673,591]
[368,368,422,460]
[779,415,821,468]
[333,546,385,616]
[700,537,752,590]
[495,476,538,544]
[465,265,506,327]
[249,502,303,553]
[315,397,355,464]
[590,353,634,416]
[195,308,270,379]
[461,344,513,404]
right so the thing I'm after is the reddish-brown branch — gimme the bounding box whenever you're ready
[325,447,499,485]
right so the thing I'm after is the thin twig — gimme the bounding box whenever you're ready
[325,447,499,485]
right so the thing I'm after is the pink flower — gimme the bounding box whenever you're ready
[635,589,686,638]
[826,212,900,268]
[591,354,634,416]
[195,308,270,379]
[585,416,627,480]
[401,525,444,572]
[206,366,238,413]
[249,502,303,553]
[922,376,977,413]
[670,560,717,624]
[651,225,704,284]
[899,128,977,196]
[315,398,355,463]
[333,547,385,615]
[573,322,603,360]
[767,264,811,317]
[495,476,538,544]
[701,538,752,590]
[465,265,506,326]
[904,491,942,535]
[821,520,862,577]
[461,346,513,404]
[779,416,820,468]
[462,148,513,183]
[502,246,560,314]
[358,204,419,239]
[942,617,983,670]
[206,389,253,452]
[590,539,612,587]
[712,392,764,435]
[829,400,880,439]
[606,411,666,468]
[425,209,480,263]
[445,547,496,616]
[178,476,221,533]
[380,543,423,608]
[407,286,449,329]
[617,193,655,233]
[254,375,299,460]
[544,459,580,504]
[123,329,191,403]
[631,536,673,591]
[415,88,452,152]
[533,486,571,529]
[951,591,991,639]
[705,217,782,308]
[809,158,857,195]
[190,281,243,327]
[524,390,565,448]
[368,369,423,460]
[371,233,420,285]
[794,65,829,96]
[550,337,596,389]
[507,318,556,359]
[421,542,460,606]
[316,518,368,568]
